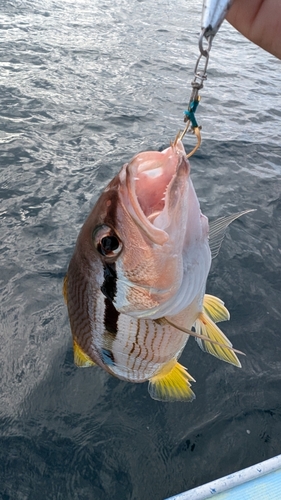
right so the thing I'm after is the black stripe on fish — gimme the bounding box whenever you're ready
[104,297,119,335]
[101,262,119,336]
[101,286,118,364]
[101,262,117,302]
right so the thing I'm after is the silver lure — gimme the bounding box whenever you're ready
[201,0,233,38]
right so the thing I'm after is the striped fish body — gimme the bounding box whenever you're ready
[66,255,188,382]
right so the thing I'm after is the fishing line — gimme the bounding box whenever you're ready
[176,1,234,158]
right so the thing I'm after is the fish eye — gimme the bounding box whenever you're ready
[100,235,119,254]
[93,225,123,258]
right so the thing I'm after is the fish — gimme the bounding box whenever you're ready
[64,140,250,402]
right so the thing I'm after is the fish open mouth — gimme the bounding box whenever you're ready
[124,141,189,245]
[134,151,178,221]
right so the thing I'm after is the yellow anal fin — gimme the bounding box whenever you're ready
[195,313,241,367]
[203,294,230,323]
[63,274,68,304]
[73,339,96,368]
[148,359,195,402]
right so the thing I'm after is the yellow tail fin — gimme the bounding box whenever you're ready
[203,294,230,323]
[73,339,96,368]
[148,360,195,402]
[194,313,241,367]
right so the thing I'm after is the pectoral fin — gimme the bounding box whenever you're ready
[203,294,230,323]
[73,339,96,368]
[194,313,241,367]
[148,360,195,402]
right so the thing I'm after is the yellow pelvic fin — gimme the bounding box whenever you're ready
[73,339,96,368]
[194,313,241,367]
[62,274,68,304]
[203,294,230,323]
[148,359,195,402]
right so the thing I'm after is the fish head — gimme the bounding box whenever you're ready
[69,140,209,321]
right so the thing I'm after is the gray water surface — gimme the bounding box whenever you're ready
[1,1,281,499]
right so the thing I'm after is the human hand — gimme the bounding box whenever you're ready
[226,0,281,59]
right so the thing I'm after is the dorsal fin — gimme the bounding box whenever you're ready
[209,209,255,259]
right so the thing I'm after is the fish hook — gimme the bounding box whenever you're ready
[186,125,201,159]
[173,121,201,159]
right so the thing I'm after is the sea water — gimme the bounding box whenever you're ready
[0,1,281,498]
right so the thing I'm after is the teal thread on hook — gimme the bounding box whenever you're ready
[184,98,200,128]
